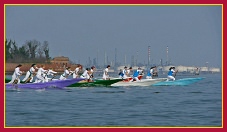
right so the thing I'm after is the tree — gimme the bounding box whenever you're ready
[5,39,13,61]
[43,41,50,61]
[26,39,40,59]
[5,39,51,63]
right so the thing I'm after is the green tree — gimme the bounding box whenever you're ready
[5,39,13,61]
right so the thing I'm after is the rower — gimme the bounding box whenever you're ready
[90,66,96,81]
[35,65,47,83]
[8,64,23,84]
[103,65,110,80]
[73,65,82,78]
[80,68,92,82]
[59,66,71,80]
[22,63,38,83]
[167,66,178,81]
[131,67,142,82]
[118,69,124,79]
[44,67,58,82]
[127,67,133,77]
[146,66,157,79]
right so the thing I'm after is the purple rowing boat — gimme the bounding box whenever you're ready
[5,78,84,89]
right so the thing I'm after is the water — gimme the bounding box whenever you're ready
[5,73,222,127]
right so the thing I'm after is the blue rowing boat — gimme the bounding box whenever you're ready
[152,77,204,86]
[5,78,84,89]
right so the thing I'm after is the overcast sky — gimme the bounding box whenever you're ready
[6,5,222,67]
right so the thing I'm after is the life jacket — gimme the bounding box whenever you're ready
[119,71,124,76]
[168,70,173,76]
[147,70,151,76]
[133,70,139,77]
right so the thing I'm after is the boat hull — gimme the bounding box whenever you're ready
[67,78,123,87]
[152,77,204,86]
[5,78,84,89]
[111,78,167,87]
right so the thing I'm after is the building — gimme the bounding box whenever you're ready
[51,56,69,65]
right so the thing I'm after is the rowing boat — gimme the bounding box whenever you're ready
[5,78,84,89]
[67,78,123,87]
[111,78,168,87]
[152,77,204,86]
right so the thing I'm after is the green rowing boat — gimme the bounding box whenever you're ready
[5,78,123,87]
[67,79,123,87]
[5,78,26,83]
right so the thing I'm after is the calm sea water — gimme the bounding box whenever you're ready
[5,73,222,127]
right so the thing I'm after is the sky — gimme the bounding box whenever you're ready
[5,5,222,68]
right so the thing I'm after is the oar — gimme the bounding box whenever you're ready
[12,78,19,85]
[50,74,57,81]
[174,70,178,78]
[24,73,36,83]
[12,74,22,85]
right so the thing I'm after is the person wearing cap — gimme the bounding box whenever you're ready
[34,65,47,83]
[103,65,110,80]
[59,66,71,80]
[167,66,177,81]
[22,63,38,83]
[73,65,82,78]
[43,67,58,82]
[80,68,92,81]
[8,64,23,84]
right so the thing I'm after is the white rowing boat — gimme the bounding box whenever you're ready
[111,78,167,87]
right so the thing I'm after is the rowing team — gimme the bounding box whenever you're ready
[7,63,113,84]
[118,66,178,82]
[7,63,178,84]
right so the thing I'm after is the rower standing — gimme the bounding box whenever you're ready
[127,67,133,77]
[103,65,110,80]
[44,68,58,82]
[122,66,128,79]
[90,66,96,81]
[80,68,92,82]
[73,65,82,78]
[8,64,23,84]
[35,65,47,83]
[59,67,71,80]
[22,63,38,83]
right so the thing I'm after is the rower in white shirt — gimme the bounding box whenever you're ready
[80,68,92,82]
[122,66,128,79]
[103,65,110,80]
[44,67,58,82]
[127,67,133,77]
[22,63,38,83]
[90,66,96,81]
[73,65,82,78]
[8,64,23,84]
[59,67,71,80]
[35,65,47,83]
